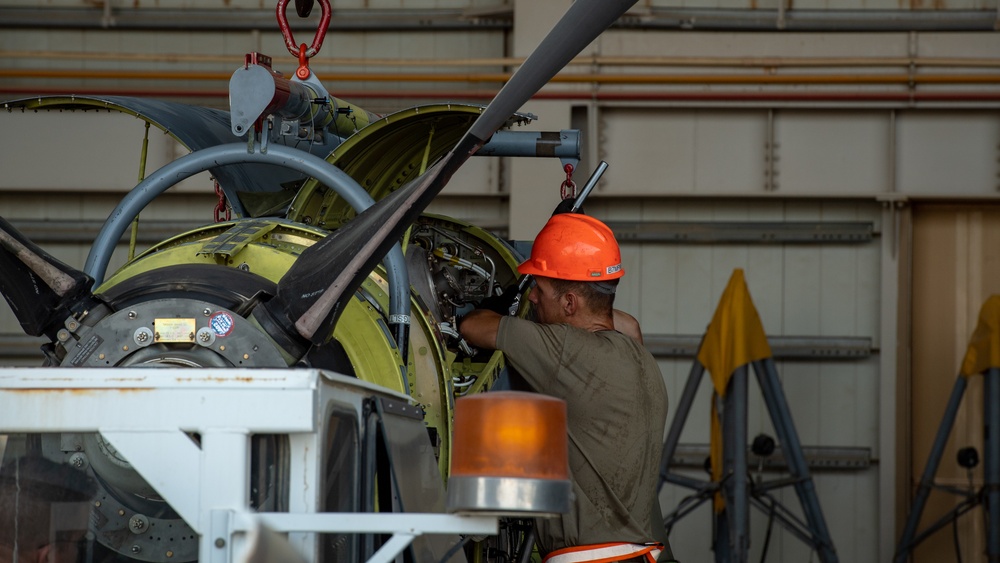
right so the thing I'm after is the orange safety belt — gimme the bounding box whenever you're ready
[543,542,663,563]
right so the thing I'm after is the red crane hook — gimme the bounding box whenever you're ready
[276,0,331,79]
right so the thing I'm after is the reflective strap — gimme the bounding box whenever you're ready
[544,542,663,563]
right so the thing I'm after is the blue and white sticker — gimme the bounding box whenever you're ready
[209,312,235,337]
[606,264,622,275]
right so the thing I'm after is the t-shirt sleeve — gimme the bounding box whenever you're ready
[496,316,567,395]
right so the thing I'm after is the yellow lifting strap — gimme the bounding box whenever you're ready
[696,269,773,512]
[961,294,1000,378]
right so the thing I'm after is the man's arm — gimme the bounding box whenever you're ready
[459,309,503,349]
[613,309,643,344]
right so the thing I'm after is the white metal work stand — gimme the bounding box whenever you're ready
[0,367,498,563]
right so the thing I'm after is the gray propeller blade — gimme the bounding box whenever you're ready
[0,216,96,338]
[258,0,638,347]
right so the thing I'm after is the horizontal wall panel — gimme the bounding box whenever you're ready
[0,111,210,193]
[898,112,1000,196]
[598,109,767,195]
[775,111,890,195]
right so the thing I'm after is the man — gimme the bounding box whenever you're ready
[0,456,95,563]
[460,213,673,563]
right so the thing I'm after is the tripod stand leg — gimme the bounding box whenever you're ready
[718,365,750,563]
[753,359,838,563]
[660,362,707,491]
[894,374,968,562]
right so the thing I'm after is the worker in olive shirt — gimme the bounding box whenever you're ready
[460,213,673,563]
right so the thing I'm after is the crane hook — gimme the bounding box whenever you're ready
[276,0,331,59]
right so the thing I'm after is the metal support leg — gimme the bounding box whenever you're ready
[660,362,706,491]
[201,430,251,563]
[986,368,1000,562]
[719,365,750,563]
[753,359,838,563]
[894,375,969,562]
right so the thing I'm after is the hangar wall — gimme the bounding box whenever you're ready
[2,0,1000,561]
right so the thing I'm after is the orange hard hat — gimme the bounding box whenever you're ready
[517,214,624,281]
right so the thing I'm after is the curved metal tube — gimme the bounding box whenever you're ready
[84,143,411,352]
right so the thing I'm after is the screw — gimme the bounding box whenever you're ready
[56,329,71,342]
[203,308,212,316]
[199,332,212,343]
[188,332,195,340]
[69,453,87,469]
[127,311,137,320]
[129,514,147,533]
[215,538,226,548]
[136,332,149,343]
[154,333,160,340]
[131,545,142,554]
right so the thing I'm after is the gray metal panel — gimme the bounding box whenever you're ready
[597,109,769,195]
[775,111,891,195]
[898,111,1000,196]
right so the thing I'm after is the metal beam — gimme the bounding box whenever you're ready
[627,8,1000,31]
[1,6,995,32]
[607,221,875,244]
[0,333,874,362]
[643,334,873,359]
[0,7,512,32]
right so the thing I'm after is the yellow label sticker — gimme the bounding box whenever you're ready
[154,318,197,343]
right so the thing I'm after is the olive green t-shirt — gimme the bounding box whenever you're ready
[496,316,669,556]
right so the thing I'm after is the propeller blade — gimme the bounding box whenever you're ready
[0,216,95,338]
[259,0,638,347]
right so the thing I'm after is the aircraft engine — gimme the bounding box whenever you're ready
[0,102,537,563]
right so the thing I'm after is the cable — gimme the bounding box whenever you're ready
[439,536,471,563]
[953,512,963,563]
[758,498,776,563]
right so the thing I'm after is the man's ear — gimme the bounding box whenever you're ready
[561,291,578,316]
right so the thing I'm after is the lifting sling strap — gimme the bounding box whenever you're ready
[544,542,663,563]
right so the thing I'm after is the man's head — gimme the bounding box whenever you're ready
[518,214,623,325]
[527,276,618,325]
[0,456,96,563]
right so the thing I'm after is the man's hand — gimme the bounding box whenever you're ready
[459,309,503,350]
[613,309,643,344]
[476,284,520,316]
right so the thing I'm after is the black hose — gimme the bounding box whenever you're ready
[439,536,471,563]
[759,498,776,563]
[516,524,537,563]
[953,512,963,563]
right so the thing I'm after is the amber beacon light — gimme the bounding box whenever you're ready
[447,391,572,516]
